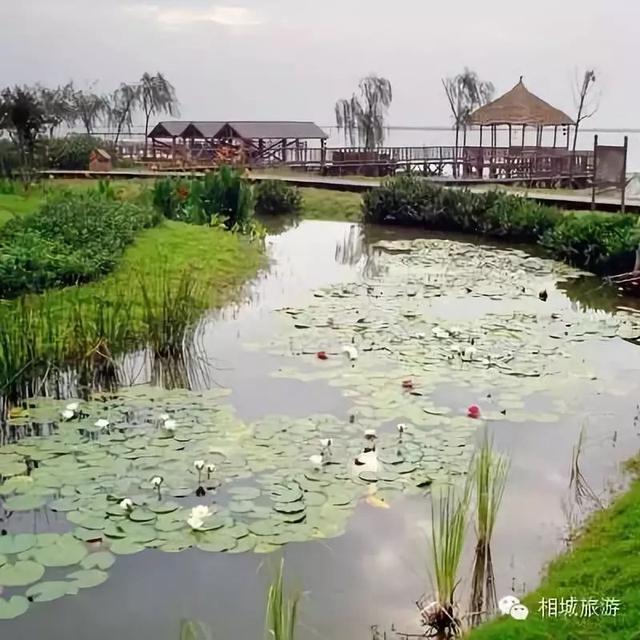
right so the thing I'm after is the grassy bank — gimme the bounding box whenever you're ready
[0,216,263,406]
[468,460,640,639]
[299,187,362,221]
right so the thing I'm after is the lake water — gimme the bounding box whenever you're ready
[3,220,640,640]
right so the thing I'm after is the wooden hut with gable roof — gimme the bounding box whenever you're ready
[463,78,593,184]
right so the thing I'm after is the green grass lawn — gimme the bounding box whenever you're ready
[0,193,43,225]
[299,187,363,221]
[468,462,640,639]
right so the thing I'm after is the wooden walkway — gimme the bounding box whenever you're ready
[41,169,639,213]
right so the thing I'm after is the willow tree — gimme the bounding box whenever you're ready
[442,69,494,176]
[71,87,108,135]
[335,75,393,149]
[108,83,140,145]
[140,72,179,158]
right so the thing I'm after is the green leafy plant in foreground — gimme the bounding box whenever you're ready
[266,559,300,640]
[426,483,472,639]
[469,432,509,626]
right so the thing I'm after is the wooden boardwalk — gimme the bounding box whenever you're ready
[41,169,639,213]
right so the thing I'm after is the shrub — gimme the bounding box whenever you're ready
[254,180,302,216]
[151,166,256,232]
[541,213,638,271]
[362,175,638,274]
[0,191,160,298]
[45,135,103,170]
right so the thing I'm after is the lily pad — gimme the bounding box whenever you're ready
[0,533,36,555]
[0,560,45,587]
[109,540,145,556]
[81,551,115,570]
[26,580,79,602]
[0,596,29,620]
[32,535,88,567]
[67,569,109,589]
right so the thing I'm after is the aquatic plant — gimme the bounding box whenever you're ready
[266,559,300,640]
[469,431,509,625]
[425,483,471,639]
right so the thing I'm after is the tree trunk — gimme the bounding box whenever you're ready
[144,112,150,159]
[453,125,460,178]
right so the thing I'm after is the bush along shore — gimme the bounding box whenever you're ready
[363,176,639,274]
[0,188,160,298]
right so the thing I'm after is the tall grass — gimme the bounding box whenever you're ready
[469,432,510,625]
[426,483,471,639]
[0,268,212,416]
[266,559,300,640]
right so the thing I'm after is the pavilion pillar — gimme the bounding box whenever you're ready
[171,136,176,160]
[320,139,327,169]
[553,126,558,148]
[281,138,287,164]
[508,124,512,148]
[478,125,484,177]
[522,124,526,147]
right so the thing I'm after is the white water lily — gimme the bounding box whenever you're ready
[191,505,212,520]
[151,476,163,487]
[397,423,407,433]
[449,326,462,337]
[206,463,216,473]
[159,413,170,421]
[354,450,379,473]
[193,460,205,471]
[364,429,377,439]
[120,498,133,511]
[342,345,358,361]
[187,516,204,530]
[61,409,75,420]
[414,332,426,339]
[94,419,109,429]
[309,454,324,470]
[320,438,332,448]
[163,419,177,431]
[65,402,80,412]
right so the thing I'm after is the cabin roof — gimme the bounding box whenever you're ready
[149,120,328,140]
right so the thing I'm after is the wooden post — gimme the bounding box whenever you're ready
[553,126,558,148]
[591,134,598,211]
[320,139,327,169]
[621,135,628,213]
[281,139,287,164]
[171,136,176,160]
[508,124,512,148]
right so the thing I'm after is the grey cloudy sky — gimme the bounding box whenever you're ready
[1,0,638,128]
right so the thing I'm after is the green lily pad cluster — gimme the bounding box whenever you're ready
[0,532,113,619]
[253,239,640,422]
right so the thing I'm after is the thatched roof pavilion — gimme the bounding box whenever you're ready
[468,77,574,148]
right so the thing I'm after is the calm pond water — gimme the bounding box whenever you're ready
[3,219,640,640]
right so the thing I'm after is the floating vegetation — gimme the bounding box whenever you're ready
[0,383,470,618]
[250,239,640,428]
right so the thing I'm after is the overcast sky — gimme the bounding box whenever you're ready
[1,0,638,129]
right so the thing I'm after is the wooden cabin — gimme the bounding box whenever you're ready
[89,149,113,172]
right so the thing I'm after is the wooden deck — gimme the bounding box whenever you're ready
[40,169,639,213]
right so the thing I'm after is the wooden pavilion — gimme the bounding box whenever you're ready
[147,120,328,167]
[462,78,593,183]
